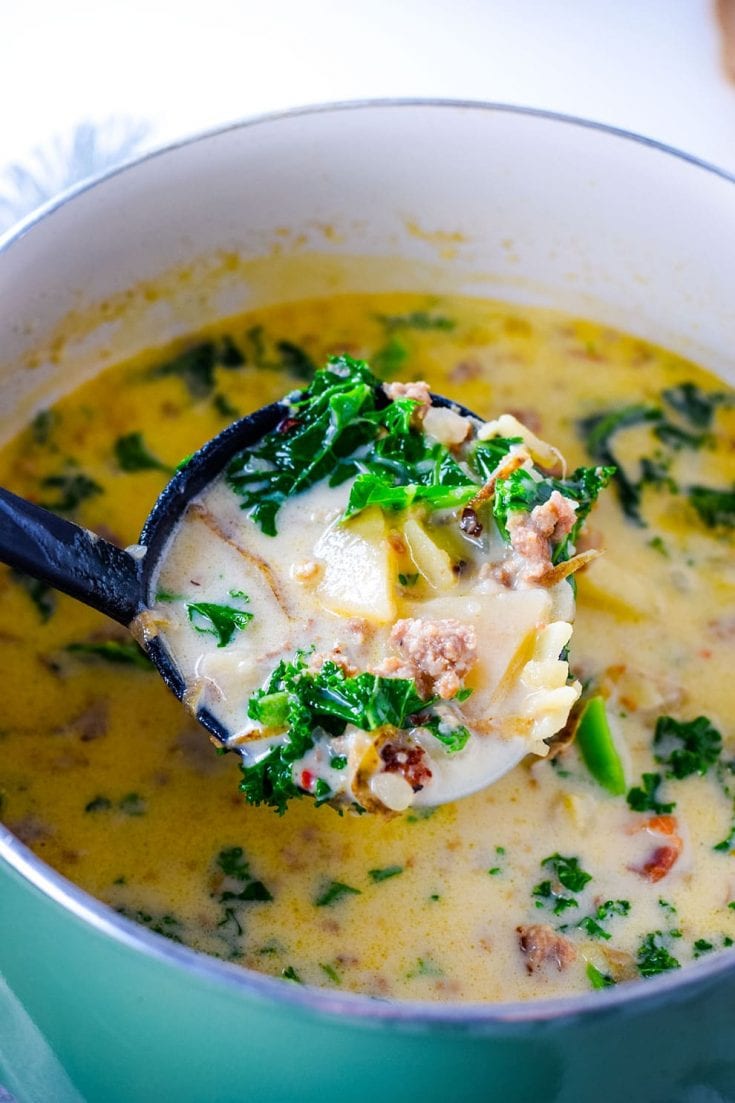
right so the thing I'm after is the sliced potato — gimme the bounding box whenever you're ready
[315,507,396,622]
[403,517,456,590]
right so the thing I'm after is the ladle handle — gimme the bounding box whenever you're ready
[0,487,144,625]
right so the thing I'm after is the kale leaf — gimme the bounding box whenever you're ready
[626,772,675,814]
[376,310,455,332]
[636,931,681,977]
[66,640,152,669]
[150,338,243,399]
[226,356,387,535]
[540,853,593,893]
[579,390,734,528]
[662,382,732,429]
[687,485,735,529]
[532,854,592,916]
[186,595,253,647]
[653,715,722,779]
[578,404,661,524]
[114,432,169,473]
[315,880,362,907]
[39,471,102,514]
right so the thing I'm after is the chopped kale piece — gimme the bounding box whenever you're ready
[578,900,630,940]
[212,392,239,419]
[315,880,362,907]
[281,965,302,983]
[654,715,722,779]
[693,938,715,958]
[377,311,455,332]
[186,598,253,647]
[118,792,146,816]
[30,408,57,446]
[220,881,273,903]
[540,853,593,894]
[368,865,403,882]
[214,846,273,909]
[636,931,681,977]
[118,907,183,943]
[114,431,169,473]
[662,382,732,429]
[587,962,615,989]
[275,340,317,380]
[627,772,675,814]
[687,485,735,529]
[66,640,152,669]
[216,846,252,881]
[150,340,232,398]
[39,471,102,514]
[84,795,112,813]
[469,436,522,482]
[578,404,662,524]
[422,715,471,754]
[713,825,735,853]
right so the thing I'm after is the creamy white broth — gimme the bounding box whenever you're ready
[0,292,733,1002]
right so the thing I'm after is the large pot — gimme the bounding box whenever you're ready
[1,101,734,1103]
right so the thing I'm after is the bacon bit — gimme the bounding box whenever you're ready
[277,416,301,434]
[300,769,314,791]
[380,742,432,792]
[517,924,576,974]
[631,814,683,883]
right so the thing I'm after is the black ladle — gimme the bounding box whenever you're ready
[0,391,467,747]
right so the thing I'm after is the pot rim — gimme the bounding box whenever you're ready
[1,97,734,1029]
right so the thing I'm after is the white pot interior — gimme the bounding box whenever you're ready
[0,102,733,434]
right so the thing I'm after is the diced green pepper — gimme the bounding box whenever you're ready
[576,696,626,796]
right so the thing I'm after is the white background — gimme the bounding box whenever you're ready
[1,0,734,228]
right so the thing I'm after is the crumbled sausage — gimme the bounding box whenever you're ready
[375,617,477,699]
[383,379,432,407]
[308,646,357,677]
[507,490,578,583]
[517,924,577,973]
[380,741,432,791]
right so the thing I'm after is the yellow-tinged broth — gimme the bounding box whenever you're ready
[1,292,734,1002]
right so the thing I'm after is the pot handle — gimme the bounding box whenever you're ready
[0,487,144,626]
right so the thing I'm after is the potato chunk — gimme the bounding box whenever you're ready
[315,507,396,622]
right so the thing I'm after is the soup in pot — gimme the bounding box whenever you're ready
[1,292,734,1002]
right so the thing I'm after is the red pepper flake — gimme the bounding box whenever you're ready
[300,769,314,791]
[277,416,301,434]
